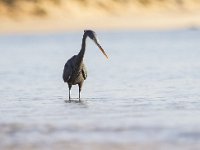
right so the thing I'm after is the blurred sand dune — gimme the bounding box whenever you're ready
[0,0,200,33]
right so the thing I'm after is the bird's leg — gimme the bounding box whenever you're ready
[79,89,81,101]
[78,83,83,101]
[68,84,72,101]
[78,87,81,101]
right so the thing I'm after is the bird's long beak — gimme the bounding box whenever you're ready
[93,38,109,59]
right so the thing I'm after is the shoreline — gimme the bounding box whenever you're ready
[1,14,200,35]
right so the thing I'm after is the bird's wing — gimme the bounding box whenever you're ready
[63,55,77,82]
[63,63,72,82]
[82,64,87,80]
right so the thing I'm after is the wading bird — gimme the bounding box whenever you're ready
[63,30,108,101]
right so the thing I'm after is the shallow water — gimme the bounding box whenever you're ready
[0,29,200,149]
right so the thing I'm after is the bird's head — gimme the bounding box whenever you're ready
[84,30,109,59]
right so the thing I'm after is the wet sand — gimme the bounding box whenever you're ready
[0,122,199,150]
[2,142,200,150]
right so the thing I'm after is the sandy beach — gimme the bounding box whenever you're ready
[0,0,200,34]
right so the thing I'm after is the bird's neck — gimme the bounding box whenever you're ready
[77,33,87,63]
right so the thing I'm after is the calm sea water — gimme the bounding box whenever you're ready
[0,29,200,149]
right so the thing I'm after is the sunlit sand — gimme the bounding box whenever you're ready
[0,0,200,34]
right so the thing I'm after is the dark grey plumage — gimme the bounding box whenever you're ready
[63,30,108,101]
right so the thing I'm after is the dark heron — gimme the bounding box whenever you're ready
[63,30,108,101]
